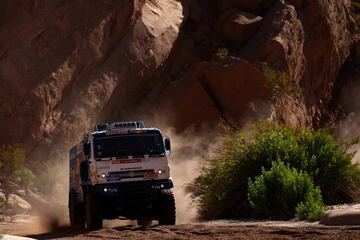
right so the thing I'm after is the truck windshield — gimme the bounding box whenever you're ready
[93,133,165,159]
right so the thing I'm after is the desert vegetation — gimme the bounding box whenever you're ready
[0,144,64,194]
[248,161,325,221]
[0,145,36,190]
[0,145,62,215]
[213,48,229,60]
[262,64,297,97]
[186,123,360,221]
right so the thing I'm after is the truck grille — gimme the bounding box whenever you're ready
[109,170,153,179]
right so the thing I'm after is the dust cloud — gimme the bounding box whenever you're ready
[336,112,360,164]
[25,157,70,234]
[164,126,219,223]
[335,77,360,164]
[26,120,220,232]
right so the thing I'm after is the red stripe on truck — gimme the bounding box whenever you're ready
[112,159,142,164]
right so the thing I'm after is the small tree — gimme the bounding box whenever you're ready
[248,161,325,220]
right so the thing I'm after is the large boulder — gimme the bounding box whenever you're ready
[237,0,352,126]
[160,0,352,129]
[239,3,305,77]
[0,235,34,240]
[5,194,31,215]
[0,190,6,207]
[320,208,360,226]
[216,9,263,45]
[23,190,51,213]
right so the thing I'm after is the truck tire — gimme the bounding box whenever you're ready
[84,189,103,230]
[158,189,176,225]
[69,191,85,230]
[137,217,152,227]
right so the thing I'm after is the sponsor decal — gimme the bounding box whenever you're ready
[120,167,142,170]
[112,159,142,164]
[144,172,159,179]
[98,166,110,170]
[106,175,121,181]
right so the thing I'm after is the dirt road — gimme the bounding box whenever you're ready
[18,220,360,240]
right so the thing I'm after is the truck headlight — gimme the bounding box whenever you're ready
[101,173,106,178]
[158,169,162,174]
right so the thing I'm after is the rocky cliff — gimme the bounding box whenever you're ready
[0,0,355,162]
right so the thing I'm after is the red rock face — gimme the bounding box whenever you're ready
[0,0,184,160]
[168,59,271,130]
[0,0,354,161]
[163,0,352,131]
[203,59,271,123]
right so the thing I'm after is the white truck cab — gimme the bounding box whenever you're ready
[69,121,175,229]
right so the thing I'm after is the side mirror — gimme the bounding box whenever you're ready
[83,142,91,157]
[165,138,171,151]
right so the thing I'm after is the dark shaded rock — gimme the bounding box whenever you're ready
[219,0,276,14]
[320,209,360,226]
[217,9,263,45]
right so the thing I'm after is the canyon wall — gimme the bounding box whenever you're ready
[0,0,355,162]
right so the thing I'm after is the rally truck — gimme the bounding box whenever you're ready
[68,121,175,229]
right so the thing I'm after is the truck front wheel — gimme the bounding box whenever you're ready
[84,189,103,229]
[137,217,152,227]
[157,189,176,225]
[69,191,85,230]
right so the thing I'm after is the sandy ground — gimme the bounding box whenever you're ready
[1,217,360,240]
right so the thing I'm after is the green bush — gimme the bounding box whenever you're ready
[13,168,36,189]
[296,130,360,204]
[186,122,360,219]
[248,161,325,220]
[0,145,26,175]
[296,190,326,221]
[0,145,36,190]
[262,64,301,97]
[214,48,229,60]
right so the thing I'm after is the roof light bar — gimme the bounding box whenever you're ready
[94,121,145,132]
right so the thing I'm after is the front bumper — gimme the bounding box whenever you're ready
[94,179,173,196]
